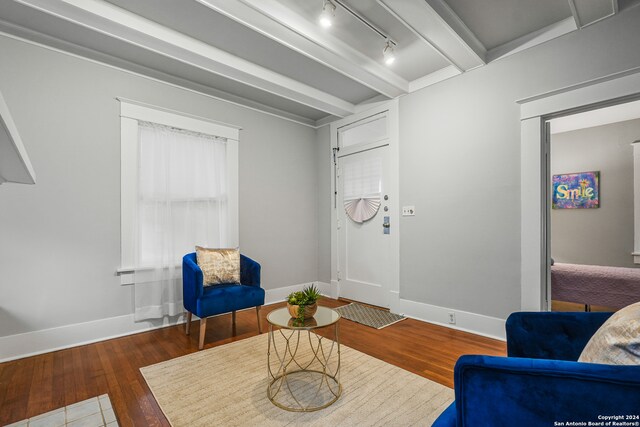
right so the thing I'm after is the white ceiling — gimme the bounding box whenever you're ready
[105,0,379,104]
[446,0,573,50]
[276,0,451,82]
[0,0,636,127]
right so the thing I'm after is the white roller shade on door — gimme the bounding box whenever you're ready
[342,156,382,223]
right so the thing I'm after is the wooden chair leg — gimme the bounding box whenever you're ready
[185,311,192,335]
[198,317,207,350]
[232,310,237,335]
[256,306,262,334]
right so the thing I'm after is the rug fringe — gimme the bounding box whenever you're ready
[376,316,407,329]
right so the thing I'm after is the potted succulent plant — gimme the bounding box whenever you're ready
[286,284,321,322]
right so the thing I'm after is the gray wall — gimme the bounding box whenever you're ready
[316,125,332,283]
[0,35,318,337]
[551,119,639,268]
[397,6,640,319]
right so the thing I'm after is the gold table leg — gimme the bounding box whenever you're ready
[267,323,341,412]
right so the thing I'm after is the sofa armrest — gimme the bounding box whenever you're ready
[240,254,261,287]
[432,402,456,427]
[454,355,640,427]
[506,311,613,360]
[182,253,204,312]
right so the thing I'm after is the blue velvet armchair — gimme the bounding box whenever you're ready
[182,252,265,349]
[433,311,640,426]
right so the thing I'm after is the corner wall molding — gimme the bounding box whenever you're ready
[14,0,355,117]
[0,26,319,128]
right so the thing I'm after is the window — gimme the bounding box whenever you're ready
[118,99,239,317]
[338,112,387,149]
[136,121,230,266]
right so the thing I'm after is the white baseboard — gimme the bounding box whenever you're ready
[264,281,332,305]
[1,283,505,362]
[319,281,337,299]
[0,313,187,363]
[0,281,325,363]
[329,280,340,299]
[391,291,507,341]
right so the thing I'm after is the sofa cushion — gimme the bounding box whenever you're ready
[196,246,240,286]
[578,302,640,365]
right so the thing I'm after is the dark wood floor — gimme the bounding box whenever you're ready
[0,298,506,426]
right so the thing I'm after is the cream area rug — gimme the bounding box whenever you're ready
[140,333,453,427]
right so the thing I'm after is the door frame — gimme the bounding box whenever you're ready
[329,99,400,308]
[519,69,640,311]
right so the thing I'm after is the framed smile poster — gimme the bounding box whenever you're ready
[552,171,599,209]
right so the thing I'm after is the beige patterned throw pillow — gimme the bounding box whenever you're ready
[578,302,640,365]
[195,246,241,286]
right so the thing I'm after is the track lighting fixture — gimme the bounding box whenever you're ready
[319,0,336,28]
[319,0,398,66]
[383,40,395,65]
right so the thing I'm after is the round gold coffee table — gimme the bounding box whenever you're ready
[266,306,341,412]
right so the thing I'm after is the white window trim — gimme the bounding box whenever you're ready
[118,98,240,283]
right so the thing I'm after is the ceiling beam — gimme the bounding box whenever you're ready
[378,0,486,72]
[0,89,36,184]
[408,65,461,93]
[196,0,408,98]
[568,0,582,28]
[487,17,577,62]
[15,0,356,117]
[0,18,319,127]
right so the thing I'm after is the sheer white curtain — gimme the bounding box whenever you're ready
[133,121,228,321]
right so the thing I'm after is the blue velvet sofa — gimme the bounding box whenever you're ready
[182,252,265,349]
[433,311,640,426]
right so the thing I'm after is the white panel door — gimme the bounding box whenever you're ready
[337,145,391,307]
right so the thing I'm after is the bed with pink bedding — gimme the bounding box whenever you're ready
[551,262,640,308]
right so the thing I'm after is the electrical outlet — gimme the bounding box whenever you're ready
[402,206,415,216]
[448,312,456,324]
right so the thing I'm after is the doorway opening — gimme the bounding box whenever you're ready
[330,100,399,310]
[519,70,640,313]
[545,99,640,313]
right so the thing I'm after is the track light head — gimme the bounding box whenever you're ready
[383,41,396,65]
[319,0,336,28]
[318,0,399,65]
